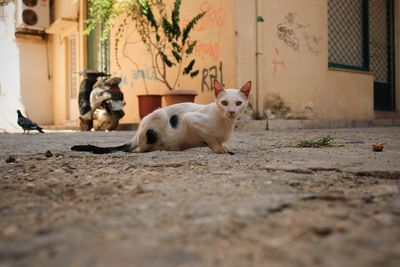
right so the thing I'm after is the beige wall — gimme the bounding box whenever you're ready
[17,35,53,124]
[327,69,374,118]
[49,0,83,125]
[53,0,79,20]
[49,33,67,124]
[111,0,236,123]
[235,0,257,112]
[236,0,376,119]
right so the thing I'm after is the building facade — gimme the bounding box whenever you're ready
[1,0,399,131]
[0,0,52,132]
[237,0,400,120]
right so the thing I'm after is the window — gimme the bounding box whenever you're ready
[328,0,369,71]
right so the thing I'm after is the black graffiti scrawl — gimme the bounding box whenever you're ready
[277,12,302,51]
[277,12,321,55]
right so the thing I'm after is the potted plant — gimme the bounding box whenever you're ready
[86,0,205,118]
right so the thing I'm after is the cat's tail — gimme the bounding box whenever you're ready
[71,142,134,154]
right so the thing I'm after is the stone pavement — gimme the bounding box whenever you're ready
[0,127,399,267]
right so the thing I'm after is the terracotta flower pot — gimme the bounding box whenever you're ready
[163,89,198,106]
[137,94,162,119]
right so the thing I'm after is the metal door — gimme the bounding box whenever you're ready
[369,0,396,110]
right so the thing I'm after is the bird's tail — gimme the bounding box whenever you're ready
[71,142,133,154]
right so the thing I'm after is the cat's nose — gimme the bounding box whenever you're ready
[229,111,236,117]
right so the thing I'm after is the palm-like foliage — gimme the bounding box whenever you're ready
[87,0,205,90]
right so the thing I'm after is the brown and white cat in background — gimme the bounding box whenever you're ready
[71,79,251,154]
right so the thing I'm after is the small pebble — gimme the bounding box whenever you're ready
[372,144,384,152]
[5,156,16,163]
[37,228,52,236]
[288,181,301,187]
[45,150,53,158]
[313,226,333,237]
[362,195,375,204]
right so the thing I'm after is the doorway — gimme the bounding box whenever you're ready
[328,0,396,111]
[369,0,396,111]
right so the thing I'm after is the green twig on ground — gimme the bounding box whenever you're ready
[294,135,335,148]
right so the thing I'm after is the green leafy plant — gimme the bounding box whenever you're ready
[86,0,205,91]
[295,135,335,148]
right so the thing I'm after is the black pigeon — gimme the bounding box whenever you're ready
[17,110,44,134]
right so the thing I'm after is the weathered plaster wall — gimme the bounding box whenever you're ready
[53,0,79,20]
[327,69,374,118]
[0,1,52,130]
[236,0,375,119]
[49,0,83,125]
[18,36,53,124]
[49,33,67,125]
[47,0,397,125]
[110,0,236,123]
[0,2,25,132]
[235,0,257,113]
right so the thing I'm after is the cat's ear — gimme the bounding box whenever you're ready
[239,81,252,98]
[213,79,225,97]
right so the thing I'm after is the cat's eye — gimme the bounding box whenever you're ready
[236,101,243,106]
[221,100,228,106]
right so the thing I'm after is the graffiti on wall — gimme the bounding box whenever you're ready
[272,48,286,76]
[276,12,321,55]
[201,62,223,92]
[189,1,226,32]
[183,1,227,91]
[195,41,220,62]
[187,1,226,63]
[132,68,157,81]
[277,12,302,51]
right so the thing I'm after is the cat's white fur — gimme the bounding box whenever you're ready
[130,80,251,154]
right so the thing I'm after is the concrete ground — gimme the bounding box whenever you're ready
[0,127,399,267]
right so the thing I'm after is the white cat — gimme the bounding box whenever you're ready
[71,79,251,154]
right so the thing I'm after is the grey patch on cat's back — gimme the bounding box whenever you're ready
[169,115,179,129]
[146,129,158,144]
